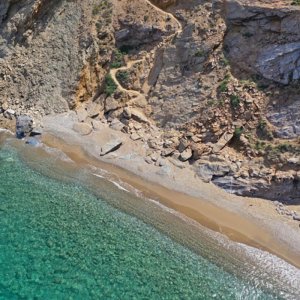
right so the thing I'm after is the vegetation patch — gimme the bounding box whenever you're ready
[234,126,244,139]
[110,49,124,69]
[195,49,206,57]
[105,74,117,96]
[116,70,129,85]
[230,95,240,108]
[218,74,230,93]
[291,0,300,5]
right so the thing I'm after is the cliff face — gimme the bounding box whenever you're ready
[0,0,299,202]
[0,0,114,119]
[221,0,300,85]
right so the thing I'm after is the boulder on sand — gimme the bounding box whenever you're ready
[16,115,33,139]
[100,135,123,156]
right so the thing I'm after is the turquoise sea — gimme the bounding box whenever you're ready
[0,132,299,299]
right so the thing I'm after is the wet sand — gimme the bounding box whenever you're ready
[40,113,300,269]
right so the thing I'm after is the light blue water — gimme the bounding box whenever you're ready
[0,135,298,299]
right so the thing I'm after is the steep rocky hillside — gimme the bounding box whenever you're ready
[0,0,299,202]
[0,0,114,117]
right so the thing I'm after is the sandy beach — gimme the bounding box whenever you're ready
[37,112,300,269]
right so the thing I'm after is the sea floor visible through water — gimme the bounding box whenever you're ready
[0,132,299,299]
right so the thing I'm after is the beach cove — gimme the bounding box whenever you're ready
[1,121,300,298]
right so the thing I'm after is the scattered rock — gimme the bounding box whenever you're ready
[293,215,300,222]
[123,107,132,119]
[129,108,149,124]
[130,132,141,141]
[86,102,101,118]
[100,136,123,156]
[30,127,43,136]
[4,109,16,119]
[212,132,234,153]
[196,162,231,183]
[161,148,175,157]
[76,107,88,122]
[178,139,189,153]
[169,157,186,169]
[180,148,192,162]
[110,118,125,131]
[156,157,167,167]
[105,98,120,113]
[145,156,153,164]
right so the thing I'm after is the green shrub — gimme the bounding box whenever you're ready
[195,50,205,57]
[234,127,244,139]
[218,74,230,93]
[116,70,129,83]
[110,49,124,69]
[105,74,117,96]
[257,118,267,130]
[230,95,240,108]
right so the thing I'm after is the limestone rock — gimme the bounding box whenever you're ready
[130,133,142,141]
[267,100,300,139]
[110,119,125,131]
[196,162,231,183]
[105,98,120,113]
[212,132,233,153]
[127,108,149,124]
[180,149,192,162]
[222,0,300,84]
[86,102,101,118]
[4,109,15,119]
[100,136,123,156]
[77,108,88,123]
[178,139,189,153]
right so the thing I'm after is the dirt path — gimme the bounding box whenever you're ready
[109,0,182,99]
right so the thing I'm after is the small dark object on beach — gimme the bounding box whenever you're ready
[16,115,33,139]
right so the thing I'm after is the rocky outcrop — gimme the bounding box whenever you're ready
[0,0,114,118]
[148,0,227,128]
[1,0,300,204]
[213,173,300,204]
[267,100,300,139]
[16,115,33,139]
[219,0,300,85]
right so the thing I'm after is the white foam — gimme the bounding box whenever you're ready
[109,180,130,192]
[238,243,300,291]
[92,173,105,179]
[89,157,300,296]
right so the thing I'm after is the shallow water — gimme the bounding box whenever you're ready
[0,134,299,299]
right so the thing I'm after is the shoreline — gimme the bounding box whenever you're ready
[41,112,300,269]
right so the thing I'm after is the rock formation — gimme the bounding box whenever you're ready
[0,0,299,203]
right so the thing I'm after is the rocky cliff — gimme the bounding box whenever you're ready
[0,0,299,203]
[0,0,114,119]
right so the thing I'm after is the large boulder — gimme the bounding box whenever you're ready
[16,115,33,139]
[195,162,232,183]
[100,135,123,156]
